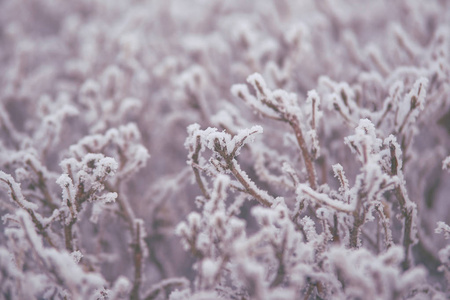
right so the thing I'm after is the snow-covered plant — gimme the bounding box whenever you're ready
[0,0,449,299]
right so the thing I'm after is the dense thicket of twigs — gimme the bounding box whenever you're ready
[0,0,449,299]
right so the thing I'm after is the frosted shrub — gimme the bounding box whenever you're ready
[0,0,449,299]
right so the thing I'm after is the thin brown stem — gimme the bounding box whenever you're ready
[374,204,393,249]
[398,109,413,135]
[64,221,75,252]
[376,103,392,127]
[288,117,317,190]
[228,159,273,207]
[191,136,210,200]
[349,215,363,248]
[333,102,357,127]
[130,222,143,300]
[389,141,415,269]
[349,192,365,248]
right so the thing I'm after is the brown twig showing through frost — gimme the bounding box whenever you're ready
[213,138,274,207]
[388,139,416,270]
[130,222,143,300]
[191,135,210,200]
[397,78,428,136]
[288,117,317,190]
[395,185,415,270]
[349,203,364,249]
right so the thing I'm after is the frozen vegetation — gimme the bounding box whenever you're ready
[0,0,449,299]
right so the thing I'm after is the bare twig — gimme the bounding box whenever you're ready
[288,116,317,190]
[212,140,274,207]
[130,222,143,300]
[191,135,210,200]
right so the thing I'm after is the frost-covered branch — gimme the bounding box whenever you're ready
[185,124,274,207]
[232,74,319,189]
